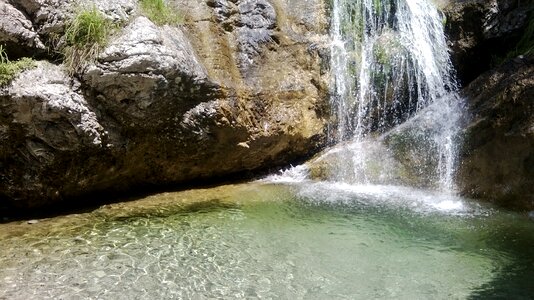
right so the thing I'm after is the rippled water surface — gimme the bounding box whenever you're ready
[1,182,533,299]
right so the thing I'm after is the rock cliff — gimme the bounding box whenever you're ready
[441,0,534,209]
[1,0,533,212]
[458,56,534,209]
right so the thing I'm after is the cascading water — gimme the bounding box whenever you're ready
[327,0,462,191]
[329,0,457,139]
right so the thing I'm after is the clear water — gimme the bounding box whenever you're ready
[1,182,533,299]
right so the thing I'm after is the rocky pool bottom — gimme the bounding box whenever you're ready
[1,181,533,299]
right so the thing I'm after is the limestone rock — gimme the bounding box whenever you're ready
[1,0,136,60]
[0,61,106,207]
[0,0,330,210]
[83,16,215,121]
[92,0,137,22]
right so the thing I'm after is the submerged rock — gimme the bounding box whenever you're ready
[458,56,534,210]
[305,139,417,187]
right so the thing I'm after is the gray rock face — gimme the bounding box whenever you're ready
[0,0,329,210]
[8,62,104,146]
[207,0,277,69]
[443,0,534,84]
[458,56,534,210]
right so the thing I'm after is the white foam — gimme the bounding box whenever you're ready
[261,165,310,184]
[291,181,478,215]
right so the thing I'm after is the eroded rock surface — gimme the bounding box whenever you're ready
[0,62,106,207]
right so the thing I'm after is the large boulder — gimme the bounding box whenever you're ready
[458,56,534,210]
[0,0,329,210]
[0,62,107,208]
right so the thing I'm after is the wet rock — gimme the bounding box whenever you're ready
[458,56,534,210]
[305,140,415,187]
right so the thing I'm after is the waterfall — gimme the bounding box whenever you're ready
[327,0,462,191]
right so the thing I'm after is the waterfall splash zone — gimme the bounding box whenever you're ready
[1,1,533,299]
[328,0,462,191]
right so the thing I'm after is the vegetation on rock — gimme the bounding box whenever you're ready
[506,15,534,58]
[62,7,114,74]
[139,0,182,26]
[0,45,36,86]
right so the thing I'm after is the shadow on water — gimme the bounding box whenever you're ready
[0,173,256,223]
[109,198,241,222]
[468,217,534,300]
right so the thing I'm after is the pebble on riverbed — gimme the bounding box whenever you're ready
[27,220,39,224]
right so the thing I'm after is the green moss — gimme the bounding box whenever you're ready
[140,0,182,26]
[62,7,114,74]
[373,43,389,65]
[494,14,534,66]
[510,16,534,57]
[0,45,36,86]
[373,0,382,14]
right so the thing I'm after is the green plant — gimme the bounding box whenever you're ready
[493,14,534,66]
[140,0,182,26]
[0,45,8,64]
[0,45,36,86]
[62,6,113,74]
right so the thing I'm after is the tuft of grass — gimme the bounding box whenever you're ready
[0,45,36,86]
[62,7,114,74]
[140,0,182,26]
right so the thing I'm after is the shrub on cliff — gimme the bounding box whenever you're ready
[140,0,182,25]
[0,45,36,86]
